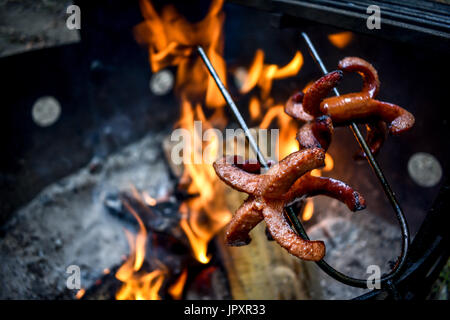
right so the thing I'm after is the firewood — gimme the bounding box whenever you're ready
[215,186,312,300]
[215,129,311,300]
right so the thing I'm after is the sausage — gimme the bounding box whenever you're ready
[303,70,343,117]
[224,174,366,247]
[338,56,379,98]
[285,57,414,157]
[225,196,263,246]
[320,94,415,135]
[285,174,366,211]
[260,148,325,198]
[353,120,388,160]
[214,148,328,261]
[262,199,326,261]
[284,71,342,122]
[213,148,325,199]
[216,149,366,261]
[296,115,334,151]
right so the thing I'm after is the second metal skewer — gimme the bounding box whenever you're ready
[197,46,269,169]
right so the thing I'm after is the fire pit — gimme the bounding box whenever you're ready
[0,0,448,300]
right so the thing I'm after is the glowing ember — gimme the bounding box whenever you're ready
[75,288,85,300]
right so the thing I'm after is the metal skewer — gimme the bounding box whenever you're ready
[197,46,269,169]
[299,33,410,289]
[197,46,305,268]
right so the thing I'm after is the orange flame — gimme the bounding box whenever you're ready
[134,0,231,269]
[259,105,298,160]
[249,95,261,120]
[115,199,165,300]
[241,49,264,94]
[134,0,226,107]
[328,31,354,49]
[168,269,188,300]
[311,153,334,177]
[177,100,231,264]
[241,50,304,163]
[241,50,303,101]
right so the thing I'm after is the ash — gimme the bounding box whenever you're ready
[0,132,172,299]
[305,197,402,300]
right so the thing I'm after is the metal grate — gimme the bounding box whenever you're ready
[228,0,450,50]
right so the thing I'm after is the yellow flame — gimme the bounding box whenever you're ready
[180,207,211,264]
[116,269,164,301]
[273,51,304,79]
[324,153,334,171]
[124,201,147,271]
[310,169,321,177]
